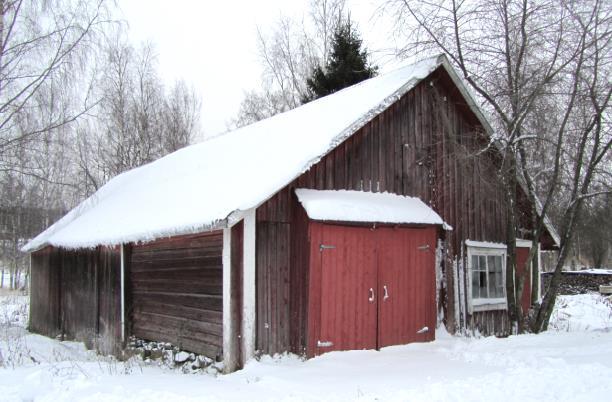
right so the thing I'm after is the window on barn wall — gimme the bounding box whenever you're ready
[466,241,507,313]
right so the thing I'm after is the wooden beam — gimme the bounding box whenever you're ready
[222,227,238,372]
[120,244,126,344]
[242,209,256,364]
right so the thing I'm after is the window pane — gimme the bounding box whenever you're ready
[479,271,487,298]
[471,252,506,300]
[472,265,480,298]
[484,255,503,298]
[495,256,504,297]
[487,256,496,297]
[471,256,480,298]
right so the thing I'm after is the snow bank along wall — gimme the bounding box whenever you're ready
[28,65,553,367]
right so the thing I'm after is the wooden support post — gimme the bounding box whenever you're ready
[222,227,238,373]
[536,242,542,300]
[120,244,125,344]
[242,209,256,364]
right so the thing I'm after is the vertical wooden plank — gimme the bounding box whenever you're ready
[326,150,334,190]
[229,221,243,367]
[256,222,269,353]
[307,223,322,357]
[392,102,401,194]
[334,140,346,190]
[369,118,377,192]
[352,134,363,190]
[289,196,310,354]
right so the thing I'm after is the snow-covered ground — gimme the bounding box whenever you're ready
[563,268,612,275]
[1,293,611,402]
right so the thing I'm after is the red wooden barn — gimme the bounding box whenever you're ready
[24,55,558,372]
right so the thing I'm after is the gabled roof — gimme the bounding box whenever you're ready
[24,55,453,251]
[24,54,555,252]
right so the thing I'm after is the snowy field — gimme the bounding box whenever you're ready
[1,293,611,402]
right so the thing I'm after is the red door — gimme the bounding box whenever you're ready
[377,227,437,347]
[317,224,378,353]
[516,246,532,314]
[310,223,437,356]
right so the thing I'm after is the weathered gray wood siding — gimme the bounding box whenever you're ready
[129,232,223,360]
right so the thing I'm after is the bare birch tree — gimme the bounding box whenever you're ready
[0,0,112,173]
[233,0,346,127]
[0,4,200,289]
[0,0,114,289]
[385,0,611,332]
[78,37,200,190]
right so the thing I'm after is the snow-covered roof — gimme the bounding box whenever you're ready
[24,55,453,251]
[295,189,449,228]
[22,53,559,252]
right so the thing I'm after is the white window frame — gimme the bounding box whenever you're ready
[466,241,508,313]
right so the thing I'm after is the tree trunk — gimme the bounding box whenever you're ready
[504,176,519,331]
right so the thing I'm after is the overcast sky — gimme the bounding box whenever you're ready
[118,0,398,140]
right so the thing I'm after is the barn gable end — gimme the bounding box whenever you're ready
[254,67,513,356]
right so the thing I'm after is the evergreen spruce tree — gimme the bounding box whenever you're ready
[302,18,377,103]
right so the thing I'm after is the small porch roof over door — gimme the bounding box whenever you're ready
[294,189,451,229]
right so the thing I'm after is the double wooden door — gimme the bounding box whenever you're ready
[310,223,437,355]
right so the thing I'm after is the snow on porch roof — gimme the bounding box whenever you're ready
[23,55,464,252]
[295,189,450,228]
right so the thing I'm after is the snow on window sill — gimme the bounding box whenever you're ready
[471,298,507,312]
[465,240,507,250]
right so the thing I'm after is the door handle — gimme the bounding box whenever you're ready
[368,288,375,302]
[383,285,389,301]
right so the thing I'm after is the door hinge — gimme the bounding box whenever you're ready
[317,340,334,348]
[320,244,336,251]
[418,244,430,251]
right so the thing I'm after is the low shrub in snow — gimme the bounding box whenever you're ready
[0,293,32,368]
